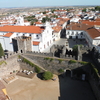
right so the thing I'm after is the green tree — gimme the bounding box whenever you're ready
[24,15,35,22]
[0,43,4,58]
[51,15,58,18]
[43,71,53,80]
[42,11,46,14]
[72,45,78,56]
[42,17,51,23]
[95,6,100,11]
[51,9,56,13]
[30,19,38,25]
[82,8,87,12]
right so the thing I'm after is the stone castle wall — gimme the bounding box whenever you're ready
[0,53,20,78]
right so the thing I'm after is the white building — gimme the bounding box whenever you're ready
[0,22,54,53]
[66,23,100,52]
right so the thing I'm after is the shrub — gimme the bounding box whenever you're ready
[43,71,53,80]
[69,60,76,64]
[58,69,64,73]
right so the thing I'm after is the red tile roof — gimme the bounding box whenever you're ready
[81,20,100,26]
[0,25,43,34]
[87,28,100,39]
[66,23,100,39]
[33,41,40,45]
[95,18,100,21]
[35,22,42,24]
[53,26,62,32]
[3,33,13,37]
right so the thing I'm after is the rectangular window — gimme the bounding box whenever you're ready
[71,32,74,35]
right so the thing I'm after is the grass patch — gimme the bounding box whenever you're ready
[50,58,54,62]
[58,59,63,63]
[44,57,54,62]
[44,57,50,60]
[89,63,99,81]
[69,60,77,64]
[79,61,88,65]
[58,69,64,73]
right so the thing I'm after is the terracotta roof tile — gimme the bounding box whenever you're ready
[35,22,42,24]
[66,23,100,39]
[53,26,62,32]
[87,28,100,39]
[33,41,40,45]
[95,18,100,21]
[0,25,43,34]
[3,33,13,37]
[81,20,100,26]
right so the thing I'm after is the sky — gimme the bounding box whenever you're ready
[0,0,100,8]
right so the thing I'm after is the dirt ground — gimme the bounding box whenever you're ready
[2,74,96,100]
[4,74,60,100]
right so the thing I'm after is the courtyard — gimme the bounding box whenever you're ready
[42,38,88,53]
[2,74,96,100]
